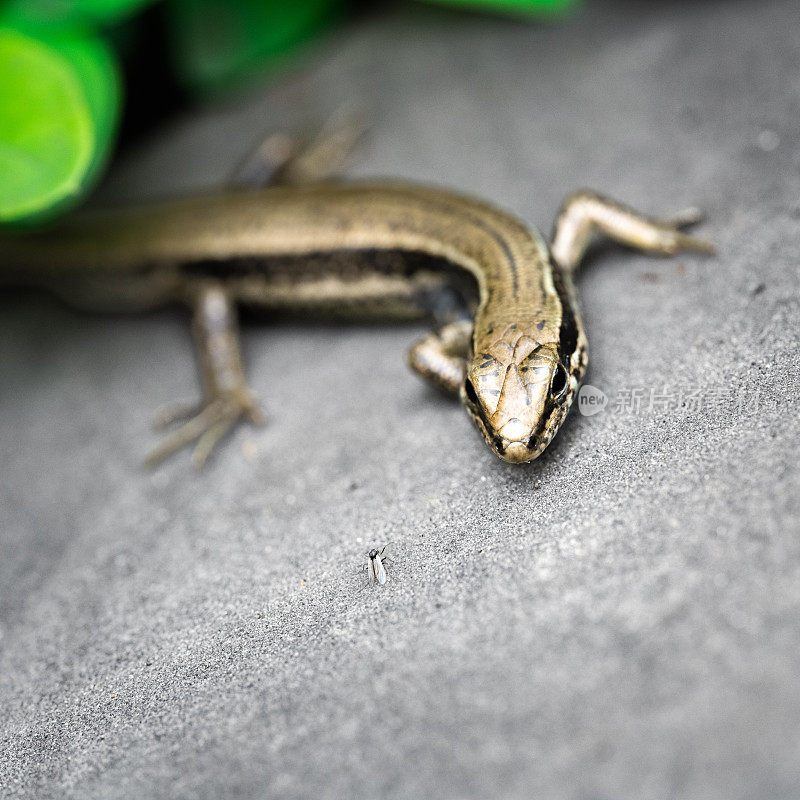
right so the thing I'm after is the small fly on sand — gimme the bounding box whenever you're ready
[366,544,393,587]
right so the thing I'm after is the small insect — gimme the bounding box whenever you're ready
[366,544,393,587]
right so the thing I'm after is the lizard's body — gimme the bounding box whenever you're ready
[0,179,711,466]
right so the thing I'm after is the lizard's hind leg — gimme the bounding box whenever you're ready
[145,282,265,469]
[231,108,365,189]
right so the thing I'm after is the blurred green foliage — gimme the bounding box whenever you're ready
[0,25,119,223]
[2,0,153,26]
[424,0,577,16]
[168,0,342,96]
[0,0,577,225]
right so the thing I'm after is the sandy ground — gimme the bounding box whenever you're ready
[1,0,799,797]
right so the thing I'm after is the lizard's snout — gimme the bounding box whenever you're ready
[495,418,539,463]
[498,440,535,464]
[497,417,530,442]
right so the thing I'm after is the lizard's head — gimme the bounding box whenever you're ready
[460,328,579,464]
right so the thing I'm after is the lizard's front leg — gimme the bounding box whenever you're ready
[146,281,265,468]
[407,320,473,395]
[550,190,715,273]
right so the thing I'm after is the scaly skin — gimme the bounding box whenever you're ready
[0,182,712,465]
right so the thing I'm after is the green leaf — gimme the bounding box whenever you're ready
[418,0,579,17]
[167,0,342,96]
[1,0,157,26]
[0,26,120,223]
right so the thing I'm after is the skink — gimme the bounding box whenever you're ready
[0,180,712,465]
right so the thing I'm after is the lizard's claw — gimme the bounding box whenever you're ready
[145,389,266,469]
[665,207,716,254]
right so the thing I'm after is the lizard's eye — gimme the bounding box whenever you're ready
[551,364,569,399]
[463,378,493,431]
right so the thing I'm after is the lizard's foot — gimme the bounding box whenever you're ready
[665,207,716,252]
[145,388,266,469]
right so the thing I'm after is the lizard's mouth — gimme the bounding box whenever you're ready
[496,437,540,463]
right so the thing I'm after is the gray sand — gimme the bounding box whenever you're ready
[1,0,799,797]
